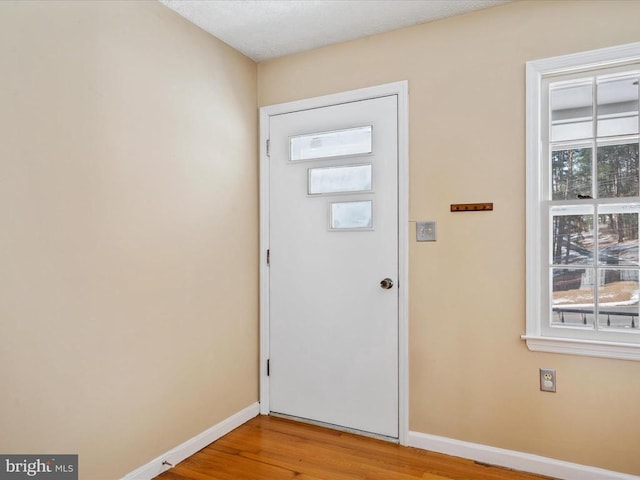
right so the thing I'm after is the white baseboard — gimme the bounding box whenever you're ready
[122,402,260,480]
[408,431,638,480]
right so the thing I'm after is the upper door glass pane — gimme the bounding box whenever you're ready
[290,125,372,161]
[308,164,372,195]
[597,76,639,137]
[550,82,593,142]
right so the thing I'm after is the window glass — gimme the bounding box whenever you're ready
[551,268,595,327]
[597,142,639,198]
[597,76,639,137]
[551,147,592,200]
[597,269,639,330]
[551,206,594,266]
[597,204,640,266]
[550,82,593,142]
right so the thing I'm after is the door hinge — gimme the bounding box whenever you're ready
[267,359,270,376]
[266,139,271,157]
[266,249,270,266]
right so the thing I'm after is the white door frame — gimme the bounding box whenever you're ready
[259,81,409,445]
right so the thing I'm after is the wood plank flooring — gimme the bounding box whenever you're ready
[156,416,556,480]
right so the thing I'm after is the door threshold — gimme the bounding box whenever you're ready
[269,412,399,444]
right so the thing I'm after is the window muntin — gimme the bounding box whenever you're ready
[526,44,640,359]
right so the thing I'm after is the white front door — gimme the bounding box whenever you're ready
[267,94,399,438]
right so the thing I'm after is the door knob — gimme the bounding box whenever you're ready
[380,278,394,290]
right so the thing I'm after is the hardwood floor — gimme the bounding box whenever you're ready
[156,415,555,480]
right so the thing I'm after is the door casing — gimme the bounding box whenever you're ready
[258,81,409,445]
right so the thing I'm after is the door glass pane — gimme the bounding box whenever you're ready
[598,204,640,266]
[308,164,372,195]
[551,206,594,265]
[598,269,639,329]
[290,125,372,161]
[597,76,639,137]
[551,268,594,326]
[330,201,372,230]
[551,147,592,200]
[597,142,639,198]
[550,82,593,142]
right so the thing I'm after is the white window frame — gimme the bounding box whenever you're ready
[525,42,640,361]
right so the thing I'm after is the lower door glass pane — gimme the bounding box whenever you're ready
[330,201,372,230]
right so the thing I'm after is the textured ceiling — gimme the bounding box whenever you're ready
[159,0,510,62]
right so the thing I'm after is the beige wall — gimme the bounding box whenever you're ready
[258,1,640,475]
[4,0,640,478]
[0,1,258,479]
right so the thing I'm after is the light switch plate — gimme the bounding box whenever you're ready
[417,221,436,241]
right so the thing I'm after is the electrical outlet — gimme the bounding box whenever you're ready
[540,368,556,392]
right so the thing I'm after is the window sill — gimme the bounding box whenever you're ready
[522,335,640,361]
